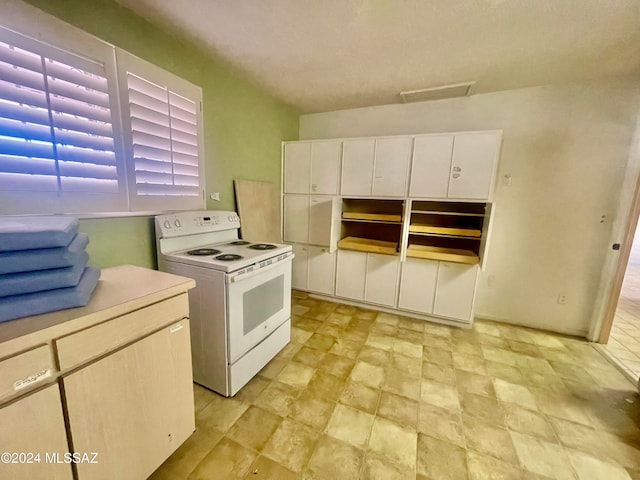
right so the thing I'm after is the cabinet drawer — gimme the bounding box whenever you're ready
[56,293,189,370]
[0,345,54,400]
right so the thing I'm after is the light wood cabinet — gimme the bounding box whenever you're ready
[0,266,196,480]
[0,385,72,480]
[283,140,341,195]
[64,320,194,480]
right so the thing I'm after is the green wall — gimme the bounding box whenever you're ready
[24,0,300,269]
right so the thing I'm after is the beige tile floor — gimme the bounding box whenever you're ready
[603,259,640,380]
[151,293,640,480]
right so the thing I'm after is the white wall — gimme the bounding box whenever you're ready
[300,78,640,336]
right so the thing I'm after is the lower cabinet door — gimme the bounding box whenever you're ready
[307,246,336,295]
[335,249,367,301]
[291,244,309,290]
[365,253,400,307]
[0,384,73,480]
[63,320,195,480]
[398,258,438,314]
[433,262,478,322]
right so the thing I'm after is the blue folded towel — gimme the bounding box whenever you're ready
[0,233,89,275]
[0,267,101,323]
[0,253,88,298]
[0,216,79,251]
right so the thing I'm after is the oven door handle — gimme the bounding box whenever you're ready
[226,253,294,284]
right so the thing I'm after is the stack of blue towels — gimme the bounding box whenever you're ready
[0,216,101,323]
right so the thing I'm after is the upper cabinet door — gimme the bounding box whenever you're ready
[372,137,412,197]
[448,132,501,200]
[283,142,311,194]
[308,196,334,246]
[311,141,341,195]
[410,135,454,198]
[341,139,375,196]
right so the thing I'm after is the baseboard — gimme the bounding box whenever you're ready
[474,312,588,338]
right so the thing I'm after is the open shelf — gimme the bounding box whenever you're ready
[342,212,402,223]
[337,236,398,255]
[408,224,481,237]
[406,244,479,265]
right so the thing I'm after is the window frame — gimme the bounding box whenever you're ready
[0,3,205,215]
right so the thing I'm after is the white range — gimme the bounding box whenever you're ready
[155,210,293,397]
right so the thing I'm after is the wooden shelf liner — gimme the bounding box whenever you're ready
[342,212,402,222]
[406,245,479,264]
[337,237,398,255]
[409,224,481,237]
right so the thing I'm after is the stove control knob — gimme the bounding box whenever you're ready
[174,219,181,228]
[228,215,234,222]
[163,220,171,229]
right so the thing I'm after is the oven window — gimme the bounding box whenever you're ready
[243,274,284,335]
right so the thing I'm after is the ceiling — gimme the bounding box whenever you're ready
[114,0,640,113]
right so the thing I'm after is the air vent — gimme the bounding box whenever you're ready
[399,81,476,103]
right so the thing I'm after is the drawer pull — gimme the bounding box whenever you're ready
[14,368,52,392]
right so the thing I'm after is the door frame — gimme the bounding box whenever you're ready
[589,113,640,342]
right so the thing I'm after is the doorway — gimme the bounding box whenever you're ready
[600,223,640,381]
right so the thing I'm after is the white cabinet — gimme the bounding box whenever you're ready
[341,137,412,197]
[308,247,336,295]
[433,262,478,321]
[284,141,341,195]
[364,253,400,307]
[341,139,375,196]
[410,135,454,198]
[335,249,367,301]
[448,132,501,200]
[283,195,339,247]
[409,132,501,200]
[372,137,412,197]
[283,142,311,194]
[291,244,335,295]
[291,244,309,290]
[398,258,438,314]
[336,250,399,307]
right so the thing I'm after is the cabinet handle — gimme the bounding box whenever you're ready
[452,173,461,179]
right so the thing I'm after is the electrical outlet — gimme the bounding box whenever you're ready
[557,294,567,305]
[209,192,220,201]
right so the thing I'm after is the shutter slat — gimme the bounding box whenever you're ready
[136,183,199,196]
[129,88,169,116]
[0,42,43,74]
[0,79,48,109]
[58,160,117,180]
[171,139,198,156]
[50,95,111,123]
[130,103,169,127]
[170,115,197,135]
[131,116,170,139]
[54,128,114,151]
[128,74,166,102]
[0,137,55,159]
[0,172,58,191]
[133,157,172,174]
[48,77,110,109]
[0,154,56,176]
[132,130,171,150]
[0,61,45,91]
[60,176,118,193]
[46,59,108,93]
[56,145,116,166]
[0,117,52,143]
[169,103,197,124]
[171,128,197,147]
[169,92,196,114]
[133,144,171,162]
[52,113,113,137]
[0,98,51,125]
[173,151,199,167]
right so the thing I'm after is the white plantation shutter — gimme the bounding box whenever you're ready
[0,27,127,214]
[118,51,204,211]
